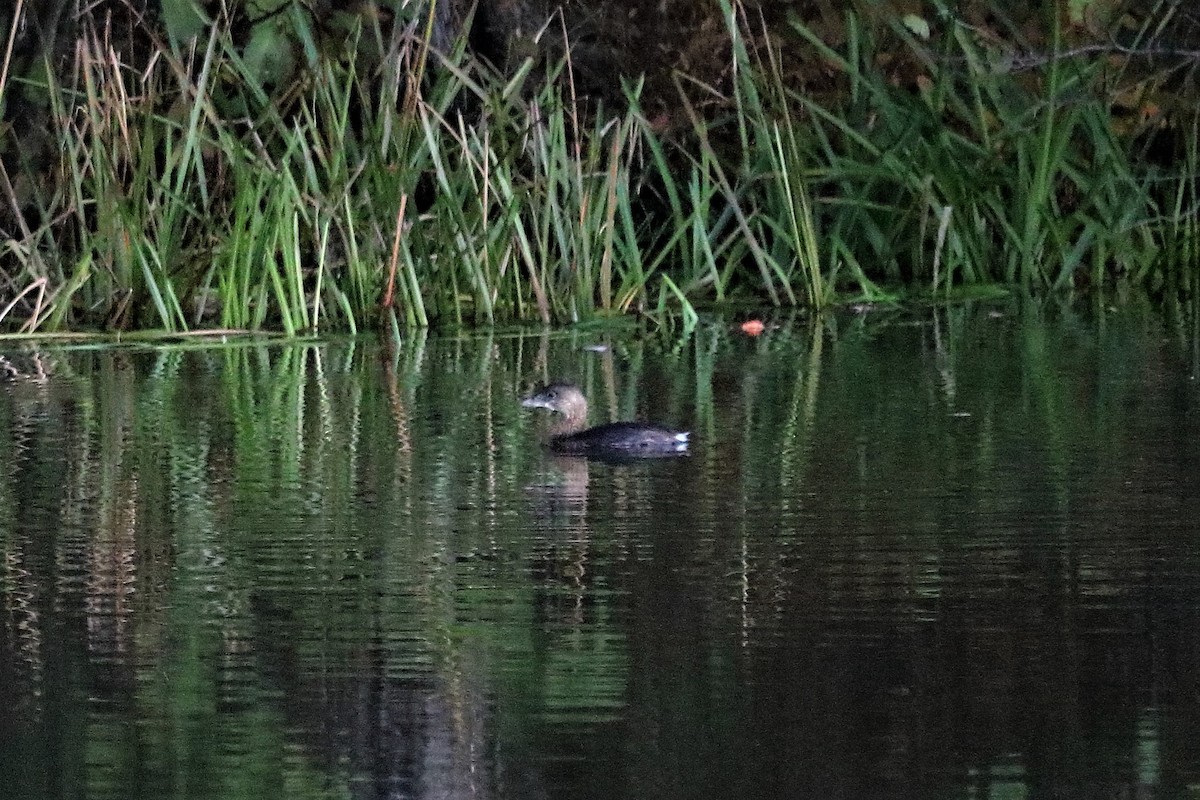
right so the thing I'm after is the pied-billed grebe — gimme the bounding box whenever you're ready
[521,382,690,458]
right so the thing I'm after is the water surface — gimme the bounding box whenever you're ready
[2,307,1200,799]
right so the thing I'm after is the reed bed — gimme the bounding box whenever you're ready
[0,1,1196,335]
[783,4,1200,302]
[0,6,718,334]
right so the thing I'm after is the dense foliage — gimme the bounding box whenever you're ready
[0,0,1197,334]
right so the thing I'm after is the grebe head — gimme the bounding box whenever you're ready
[521,382,588,414]
[521,382,589,428]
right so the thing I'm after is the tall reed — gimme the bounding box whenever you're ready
[786,4,1197,299]
[1,6,713,334]
[2,2,1197,335]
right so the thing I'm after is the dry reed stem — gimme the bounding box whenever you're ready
[384,193,409,310]
[0,276,44,328]
[0,0,22,106]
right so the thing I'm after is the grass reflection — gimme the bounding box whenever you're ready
[1,307,1199,798]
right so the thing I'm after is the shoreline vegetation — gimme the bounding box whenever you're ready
[0,0,1198,337]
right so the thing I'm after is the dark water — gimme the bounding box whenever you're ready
[3,306,1200,800]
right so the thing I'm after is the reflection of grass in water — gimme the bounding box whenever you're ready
[0,310,1187,792]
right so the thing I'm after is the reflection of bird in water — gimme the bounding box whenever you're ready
[524,453,591,606]
[525,453,589,526]
[520,382,689,459]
